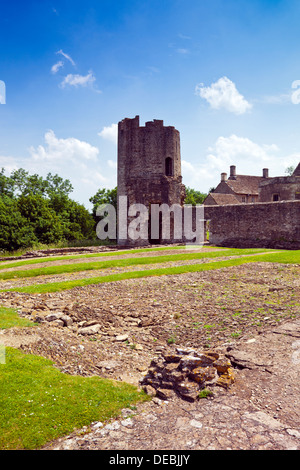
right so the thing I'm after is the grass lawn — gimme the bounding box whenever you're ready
[0,306,37,329]
[0,347,148,450]
[0,247,267,281]
[0,245,193,270]
[2,248,299,294]
[0,306,149,450]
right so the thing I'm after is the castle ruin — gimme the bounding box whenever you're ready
[116,115,300,250]
[117,116,186,246]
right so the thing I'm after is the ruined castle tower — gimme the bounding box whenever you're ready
[117,115,186,246]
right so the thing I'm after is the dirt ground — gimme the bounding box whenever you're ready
[0,246,299,450]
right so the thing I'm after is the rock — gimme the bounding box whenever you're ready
[61,315,73,327]
[45,313,63,322]
[213,358,232,374]
[115,334,129,342]
[78,324,101,336]
[216,367,235,389]
[142,384,157,397]
[51,319,64,327]
[141,346,235,402]
[189,366,217,385]
[96,360,119,371]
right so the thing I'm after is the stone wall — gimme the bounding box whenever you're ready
[117,116,185,246]
[204,200,300,249]
[259,175,300,202]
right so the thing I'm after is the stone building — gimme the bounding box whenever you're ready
[115,116,300,250]
[204,163,300,205]
[117,115,186,246]
[204,165,270,205]
[259,163,300,202]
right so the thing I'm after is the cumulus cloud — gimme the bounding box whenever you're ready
[206,135,278,171]
[60,71,97,89]
[29,130,99,163]
[98,123,118,144]
[181,135,284,191]
[195,76,252,115]
[0,130,118,208]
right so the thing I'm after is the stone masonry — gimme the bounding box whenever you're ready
[117,116,186,246]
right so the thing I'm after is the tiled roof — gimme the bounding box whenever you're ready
[225,175,264,195]
[204,193,240,205]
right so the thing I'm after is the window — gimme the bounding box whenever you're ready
[241,196,246,203]
[165,157,173,176]
[273,194,279,201]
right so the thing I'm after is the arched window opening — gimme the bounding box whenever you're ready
[165,157,173,176]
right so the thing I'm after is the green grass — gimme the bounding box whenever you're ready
[0,347,148,450]
[0,306,37,329]
[2,249,299,294]
[0,245,194,270]
[0,248,269,281]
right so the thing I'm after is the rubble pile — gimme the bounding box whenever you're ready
[141,347,235,402]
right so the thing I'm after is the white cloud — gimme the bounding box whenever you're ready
[56,49,76,66]
[29,130,99,163]
[182,135,284,191]
[195,76,252,115]
[60,72,97,89]
[51,60,64,74]
[206,135,278,171]
[0,130,117,208]
[98,123,118,144]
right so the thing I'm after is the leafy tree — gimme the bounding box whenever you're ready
[285,166,295,176]
[17,194,63,245]
[184,187,207,205]
[0,168,97,251]
[0,168,14,198]
[49,194,95,241]
[89,187,117,219]
[45,173,73,198]
[0,196,37,251]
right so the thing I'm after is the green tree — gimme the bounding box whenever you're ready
[89,187,117,219]
[17,194,63,245]
[0,196,37,251]
[49,194,95,241]
[285,166,295,176]
[4,168,73,198]
[0,168,14,198]
[184,187,207,205]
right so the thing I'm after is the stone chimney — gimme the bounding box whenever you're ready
[263,168,269,178]
[230,165,236,179]
[221,172,227,182]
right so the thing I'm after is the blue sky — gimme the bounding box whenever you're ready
[1,0,300,208]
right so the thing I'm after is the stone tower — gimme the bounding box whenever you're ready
[117,115,186,246]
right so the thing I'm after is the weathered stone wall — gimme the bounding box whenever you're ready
[205,200,300,249]
[259,176,300,202]
[117,116,185,246]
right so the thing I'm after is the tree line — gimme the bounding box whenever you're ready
[0,168,208,252]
